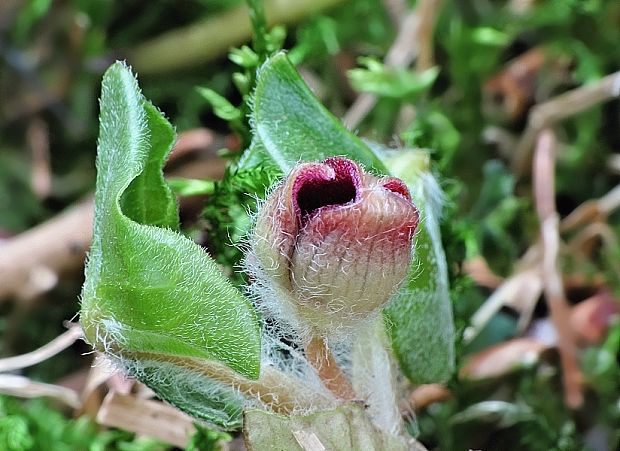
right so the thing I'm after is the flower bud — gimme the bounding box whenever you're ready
[251,157,419,332]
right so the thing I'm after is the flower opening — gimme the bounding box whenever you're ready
[250,157,419,334]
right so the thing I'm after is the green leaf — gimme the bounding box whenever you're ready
[229,46,260,69]
[243,404,420,451]
[80,62,261,424]
[348,58,439,99]
[382,150,455,383]
[196,87,242,122]
[167,177,216,197]
[186,423,232,451]
[131,359,246,429]
[450,401,535,428]
[120,102,179,229]
[247,52,387,174]
[470,27,510,46]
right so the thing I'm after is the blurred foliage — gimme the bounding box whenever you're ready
[348,59,438,99]
[0,396,167,451]
[185,424,231,451]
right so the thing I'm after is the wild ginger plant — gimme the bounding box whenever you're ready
[80,53,454,449]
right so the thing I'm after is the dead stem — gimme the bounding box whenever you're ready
[513,71,620,176]
[415,0,442,72]
[382,0,407,27]
[305,335,356,401]
[462,269,542,343]
[0,323,83,373]
[127,0,349,75]
[345,0,442,130]
[27,117,52,199]
[533,129,583,408]
[0,374,80,408]
[97,392,195,448]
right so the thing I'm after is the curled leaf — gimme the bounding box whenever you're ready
[80,62,261,427]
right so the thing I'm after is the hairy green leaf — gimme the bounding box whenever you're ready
[80,62,261,424]
[120,101,179,229]
[130,359,246,429]
[247,52,387,174]
[383,150,455,383]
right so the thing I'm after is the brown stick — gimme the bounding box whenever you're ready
[0,374,80,409]
[0,324,82,373]
[27,117,52,199]
[533,129,583,408]
[513,71,620,176]
[127,0,349,75]
[97,392,196,447]
[415,0,442,72]
[382,0,407,27]
[0,198,94,302]
[305,335,356,401]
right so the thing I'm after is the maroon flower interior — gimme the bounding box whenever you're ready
[293,158,360,221]
[381,179,411,201]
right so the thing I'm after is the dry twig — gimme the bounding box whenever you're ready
[533,129,583,408]
[0,324,82,373]
[460,338,548,381]
[344,0,442,130]
[27,117,52,199]
[97,392,198,448]
[0,374,80,408]
[513,71,620,176]
[0,198,94,302]
[409,384,451,411]
[127,0,349,75]
[415,0,442,72]
[382,0,407,27]
[463,268,542,343]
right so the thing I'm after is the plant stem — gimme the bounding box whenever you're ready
[127,0,349,75]
[305,335,356,401]
[533,129,583,408]
[350,318,404,435]
[246,0,268,59]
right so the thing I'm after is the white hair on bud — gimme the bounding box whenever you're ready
[238,158,422,436]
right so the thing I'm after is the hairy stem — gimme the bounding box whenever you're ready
[305,335,356,401]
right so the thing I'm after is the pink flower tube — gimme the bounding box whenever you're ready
[252,157,419,332]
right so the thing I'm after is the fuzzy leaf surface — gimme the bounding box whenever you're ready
[80,62,261,424]
[383,151,455,383]
[247,51,387,174]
